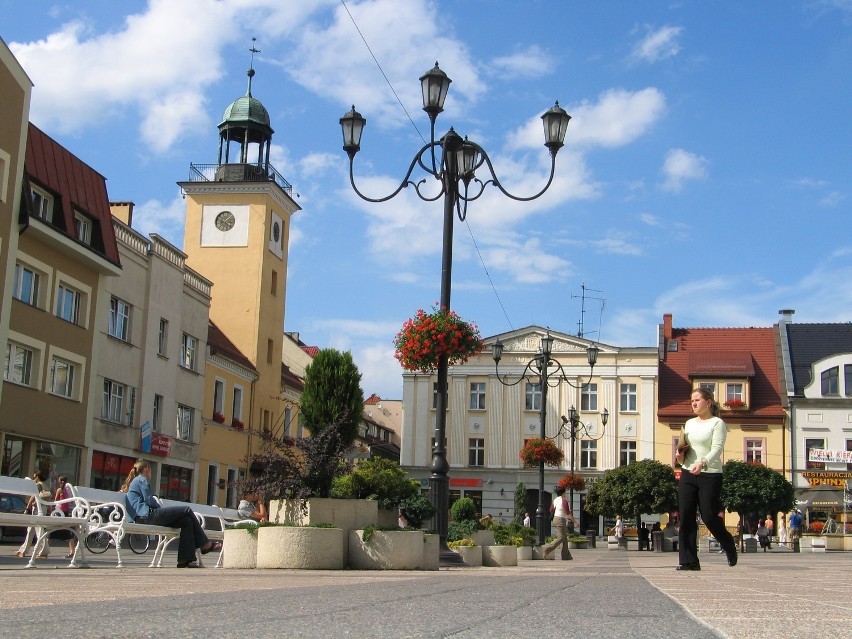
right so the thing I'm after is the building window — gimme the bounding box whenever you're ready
[432,382,448,410]
[158,318,168,356]
[726,383,744,404]
[469,382,486,410]
[56,284,80,324]
[181,333,198,371]
[153,394,163,432]
[845,365,852,397]
[13,263,40,306]
[4,342,33,386]
[805,438,825,470]
[271,270,278,296]
[213,378,225,416]
[31,185,53,222]
[49,357,75,398]
[108,296,130,341]
[233,386,243,422]
[159,464,192,502]
[267,338,274,364]
[580,440,597,470]
[620,383,637,412]
[102,379,125,423]
[74,212,91,244]
[847,439,852,472]
[206,464,219,506]
[581,383,598,411]
[745,438,765,464]
[283,406,292,437]
[176,404,193,441]
[525,382,542,411]
[619,440,637,466]
[821,367,839,396]
[698,382,716,397]
[468,438,485,467]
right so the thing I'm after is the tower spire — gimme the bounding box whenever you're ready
[247,37,260,97]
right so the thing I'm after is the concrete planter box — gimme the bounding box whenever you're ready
[516,546,533,561]
[607,535,621,550]
[455,545,482,566]
[482,545,518,567]
[421,533,439,570]
[256,526,346,569]
[349,530,425,570]
[567,541,589,550]
[811,536,827,553]
[269,498,378,532]
[377,507,398,529]
[822,536,852,551]
[222,528,258,569]
[471,530,495,547]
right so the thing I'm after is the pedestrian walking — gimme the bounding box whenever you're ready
[543,486,578,560]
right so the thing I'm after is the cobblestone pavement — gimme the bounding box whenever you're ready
[0,541,848,638]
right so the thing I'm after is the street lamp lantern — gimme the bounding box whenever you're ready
[492,331,602,545]
[559,404,609,532]
[341,62,571,564]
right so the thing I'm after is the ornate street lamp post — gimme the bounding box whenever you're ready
[341,63,571,563]
[491,332,602,545]
[560,405,609,522]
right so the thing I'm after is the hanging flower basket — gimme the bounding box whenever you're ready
[557,472,585,492]
[393,307,484,373]
[519,438,564,468]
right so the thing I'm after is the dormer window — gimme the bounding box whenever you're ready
[725,383,745,404]
[31,185,54,222]
[821,366,839,396]
[74,211,92,244]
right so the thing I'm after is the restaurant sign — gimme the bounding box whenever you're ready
[802,471,852,488]
[808,449,852,464]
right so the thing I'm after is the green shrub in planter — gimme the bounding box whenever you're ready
[450,497,477,523]
[448,538,477,549]
[448,519,478,542]
[493,522,537,547]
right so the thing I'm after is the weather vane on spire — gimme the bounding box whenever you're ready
[246,37,260,96]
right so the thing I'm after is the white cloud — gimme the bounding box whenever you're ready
[631,25,683,64]
[490,45,554,79]
[819,191,845,207]
[661,148,708,192]
[639,213,662,226]
[132,194,187,245]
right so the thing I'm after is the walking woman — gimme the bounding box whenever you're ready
[676,388,737,571]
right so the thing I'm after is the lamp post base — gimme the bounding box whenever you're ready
[439,545,468,567]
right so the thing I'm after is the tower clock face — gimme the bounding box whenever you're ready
[215,210,235,231]
[272,220,281,242]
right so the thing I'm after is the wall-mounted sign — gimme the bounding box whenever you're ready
[150,434,171,457]
[808,449,852,464]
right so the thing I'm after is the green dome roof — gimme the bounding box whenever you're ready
[219,94,271,129]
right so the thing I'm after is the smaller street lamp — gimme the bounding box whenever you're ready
[558,406,609,523]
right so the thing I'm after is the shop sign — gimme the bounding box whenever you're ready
[802,471,852,488]
[150,434,171,457]
[449,478,483,488]
[808,449,852,464]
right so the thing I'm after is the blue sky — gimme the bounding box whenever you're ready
[4,0,851,400]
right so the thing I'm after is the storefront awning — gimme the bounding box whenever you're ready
[796,488,848,511]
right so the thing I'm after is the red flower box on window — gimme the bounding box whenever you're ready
[212,412,225,424]
[725,398,746,409]
[231,419,245,431]
[393,306,484,373]
[557,472,585,491]
[519,438,564,468]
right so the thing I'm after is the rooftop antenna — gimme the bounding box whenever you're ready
[571,283,606,339]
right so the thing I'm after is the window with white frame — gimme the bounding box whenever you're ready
[283,405,292,437]
[4,342,33,386]
[232,386,243,422]
[580,439,597,470]
[213,379,225,416]
[55,284,81,324]
[805,438,825,470]
[13,263,40,306]
[726,383,744,404]
[525,382,542,411]
[619,440,637,466]
[846,365,852,397]
[176,404,193,441]
[846,439,852,472]
[158,318,168,356]
[108,296,130,341]
[821,367,839,396]
[74,212,91,244]
[745,438,765,464]
[469,382,486,410]
[181,333,198,371]
[102,379,125,423]
[153,394,163,432]
[468,438,485,466]
[30,184,53,222]
[581,383,598,411]
[698,382,716,397]
[49,357,75,398]
[620,383,637,412]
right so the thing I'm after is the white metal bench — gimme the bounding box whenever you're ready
[70,485,181,568]
[0,476,91,568]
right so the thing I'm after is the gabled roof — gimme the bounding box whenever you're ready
[207,320,256,373]
[301,345,319,358]
[658,322,784,421]
[281,363,304,392]
[24,123,121,266]
[784,323,852,396]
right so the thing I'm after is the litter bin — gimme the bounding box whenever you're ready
[652,530,664,553]
[585,530,596,548]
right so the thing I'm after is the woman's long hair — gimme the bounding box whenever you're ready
[120,460,150,493]
[692,387,721,417]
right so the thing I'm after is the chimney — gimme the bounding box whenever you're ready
[110,201,134,226]
[663,313,673,340]
[778,309,795,324]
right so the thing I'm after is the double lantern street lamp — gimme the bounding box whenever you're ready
[492,333,607,545]
[341,63,572,563]
[558,405,608,532]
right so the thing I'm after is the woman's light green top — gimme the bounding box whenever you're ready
[683,416,726,473]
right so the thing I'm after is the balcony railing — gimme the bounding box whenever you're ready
[187,163,293,197]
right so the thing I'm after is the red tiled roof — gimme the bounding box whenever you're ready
[688,351,755,376]
[365,393,382,405]
[301,346,319,358]
[658,323,784,422]
[25,123,121,266]
[207,321,256,373]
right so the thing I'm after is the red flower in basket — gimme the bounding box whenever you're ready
[231,419,245,431]
[725,398,746,408]
[394,306,484,373]
[557,472,585,492]
[519,438,564,468]
[212,412,225,424]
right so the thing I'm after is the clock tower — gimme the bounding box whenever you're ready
[179,56,300,437]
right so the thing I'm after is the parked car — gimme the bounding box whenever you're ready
[0,493,28,542]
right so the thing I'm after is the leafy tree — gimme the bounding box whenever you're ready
[584,459,678,525]
[513,482,526,525]
[722,460,795,547]
[299,349,364,443]
[329,457,419,510]
[450,496,477,522]
[244,423,353,500]
[399,493,436,529]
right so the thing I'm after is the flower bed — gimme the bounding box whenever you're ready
[520,438,564,467]
[394,307,484,372]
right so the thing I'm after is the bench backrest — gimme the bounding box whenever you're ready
[1,475,88,517]
[70,485,127,507]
